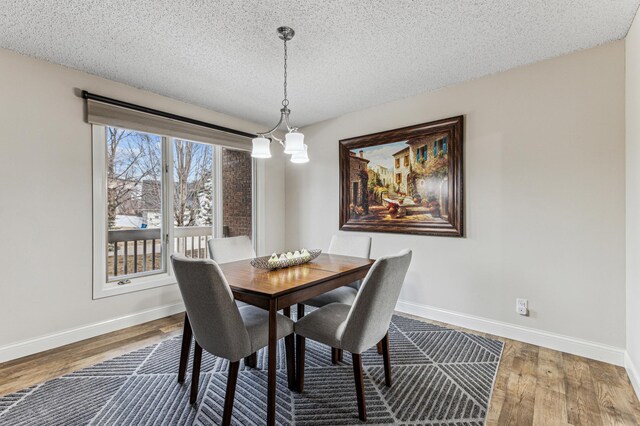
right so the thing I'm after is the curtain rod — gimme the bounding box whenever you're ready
[82,90,256,139]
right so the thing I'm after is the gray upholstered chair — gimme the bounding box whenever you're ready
[178,236,258,383]
[208,235,256,265]
[294,249,412,421]
[298,233,372,363]
[171,255,294,425]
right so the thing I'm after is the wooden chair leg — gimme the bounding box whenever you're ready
[178,313,192,384]
[244,352,257,368]
[331,347,339,364]
[376,341,383,355]
[296,304,306,392]
[222,361,240,426]
[296,335,306,392]
[285,333,296,390]
[331,347,344,364]
[381,333,392,387]
[352,353,367,421]
[190,341,203,405]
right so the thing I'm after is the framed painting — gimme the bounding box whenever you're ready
[339,115,463,237]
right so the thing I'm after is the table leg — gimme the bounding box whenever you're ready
[267,299,277,426]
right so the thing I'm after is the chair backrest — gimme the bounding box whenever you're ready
[340,249,412,354]
[208,235,256,264]
[328,233,372,259]
[171,254,251,361]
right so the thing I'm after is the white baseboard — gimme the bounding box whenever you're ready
[395,300,625,366]
[0,302,185,363]
[625,351,640,400]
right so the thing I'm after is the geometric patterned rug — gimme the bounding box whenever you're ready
[0,314,503,425]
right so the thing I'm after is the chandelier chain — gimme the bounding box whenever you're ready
[282,38,289,107]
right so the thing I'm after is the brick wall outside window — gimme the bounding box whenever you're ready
[222,148,252,239]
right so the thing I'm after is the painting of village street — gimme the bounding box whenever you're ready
[340,116,463,236]
[346,133,451,226]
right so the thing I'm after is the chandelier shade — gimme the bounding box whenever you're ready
[251,137,272,158]
[284,132,304,154]
[290,144,309,163]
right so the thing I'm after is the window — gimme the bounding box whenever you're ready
[434,141,438,156]
[443,136,448,153]
[396,173,402,183]
[404,155,409,166]
[395,157,400,168]
[93,125,255,298]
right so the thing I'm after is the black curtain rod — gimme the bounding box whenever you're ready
[82,90,256,139]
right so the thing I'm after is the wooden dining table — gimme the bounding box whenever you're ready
[219,253,375,426]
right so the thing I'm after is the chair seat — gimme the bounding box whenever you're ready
[303,286,358,308]
[240,305,294,353]
[294,302,351,349]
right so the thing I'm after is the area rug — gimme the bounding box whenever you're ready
[0,315,503,425]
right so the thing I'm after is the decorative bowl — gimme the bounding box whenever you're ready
[251,249,322,270]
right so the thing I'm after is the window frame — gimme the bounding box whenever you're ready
[92,125,257,299]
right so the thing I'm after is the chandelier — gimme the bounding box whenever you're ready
[251,27,308,163]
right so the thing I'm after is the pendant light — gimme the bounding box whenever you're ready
[251,27,309,164]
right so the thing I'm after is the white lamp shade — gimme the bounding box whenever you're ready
[290,144,309,163]
[284,132,305,154]
[251,137,271,158]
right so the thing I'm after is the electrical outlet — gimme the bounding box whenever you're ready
[516,298,528,316]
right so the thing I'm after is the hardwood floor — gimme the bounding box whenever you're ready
[1,313,638,425]
[0,314,183,397]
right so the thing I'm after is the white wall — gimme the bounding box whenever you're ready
[286,42,626,360]
[626,9,640,397]
[0,48,286,360]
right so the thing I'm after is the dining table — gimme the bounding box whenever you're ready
[218,252,375,426]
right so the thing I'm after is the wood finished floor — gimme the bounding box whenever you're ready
[1,313,638,425]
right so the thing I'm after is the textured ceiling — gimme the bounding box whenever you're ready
[1,1,638,128]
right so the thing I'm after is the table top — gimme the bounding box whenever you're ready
[219,253,374,297]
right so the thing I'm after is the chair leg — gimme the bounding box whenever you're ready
[285,333,296,390]
[190,341,203,405]
[331,347,339,364]
[296,335,306,392]
[376,341,383,355]
[296,304,306,392]
[381,333,392,387]
[222,361,240,426]
[244,352,257,368]
[178,313,192,384]
[352,353,367,421]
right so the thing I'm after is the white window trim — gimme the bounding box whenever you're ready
[92,125,260,299]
